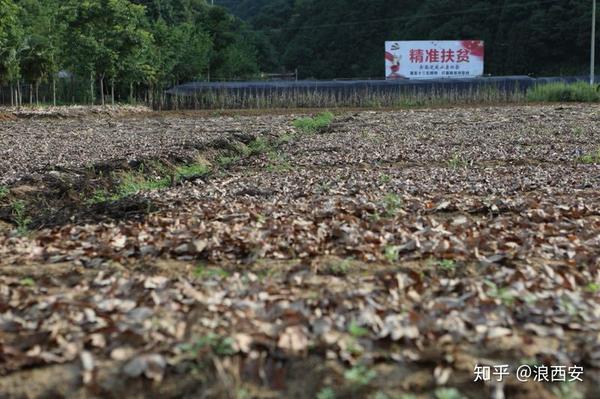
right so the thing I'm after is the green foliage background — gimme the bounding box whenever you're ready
[0,0,260,103]
[225,0,599,79]
[0,0,597,102]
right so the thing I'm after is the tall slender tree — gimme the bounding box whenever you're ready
[18,0,63,105]
[0,0,24,106]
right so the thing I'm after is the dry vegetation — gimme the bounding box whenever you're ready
[1,104,600,398]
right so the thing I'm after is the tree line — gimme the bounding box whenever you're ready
[0,0,260,106]
[226,0,598,79]
[1,0,597,107]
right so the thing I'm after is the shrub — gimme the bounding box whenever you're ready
[11,200,31,235]
[577,149,600,164]
[316,387,336,399]
[344,365,376,386]
[383,193,402,216]
[437,259,456,270]
[447,153,468,169]
[383,245,400,262]
[327,258,353,276]
[218,155,239,167]
[175,163,210,180]
[526,82,600,103]
[0,186,8,201]
[293,111,334,133]
[245,137,272,155]
[118,171,171,196]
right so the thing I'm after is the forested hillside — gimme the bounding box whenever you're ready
[223,0,598,79]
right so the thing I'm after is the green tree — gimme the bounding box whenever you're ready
[62,0,152,105]
[153,20,211,84]
[18,0,64,105]
[145,17,211,106]
[142,1,256,83]
[0,0,24,106]
[203,5,259,80]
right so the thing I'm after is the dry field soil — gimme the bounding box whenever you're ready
[0,104,599,398]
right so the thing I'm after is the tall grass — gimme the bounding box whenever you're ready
[526,82,600,103]
[6,79,597,110]
[164,85,527,110]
